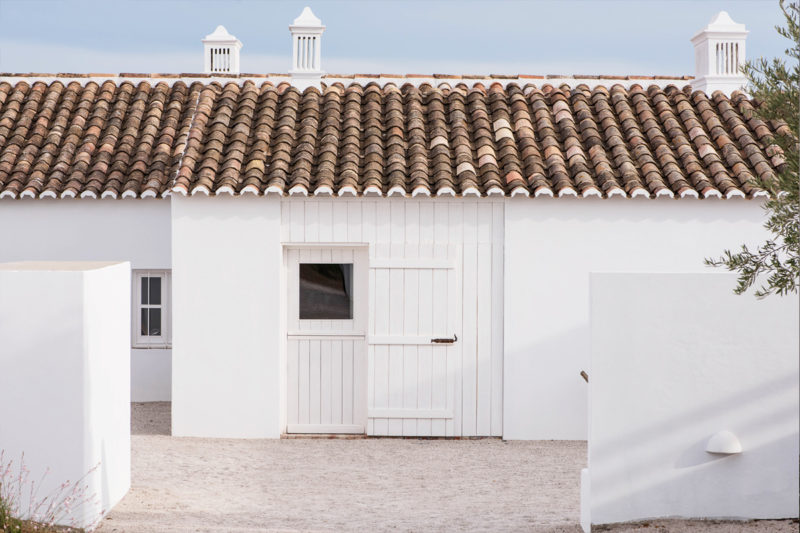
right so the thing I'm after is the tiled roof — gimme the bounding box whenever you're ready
[0,77,788,200]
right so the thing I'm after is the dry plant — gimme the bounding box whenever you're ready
[0,451,103,532]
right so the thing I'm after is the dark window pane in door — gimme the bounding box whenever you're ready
[299,263,353,319]
[148,308,162,336]
[148,277,161,305]
[140,308,149,336]
[141,277,149,305]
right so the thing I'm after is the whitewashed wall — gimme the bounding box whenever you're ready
[0,199,172,402]
[281,198,504,437]
[171,195,283,438]
[0,261,130,528]
[504,198,771,440]
[587,273,799,525]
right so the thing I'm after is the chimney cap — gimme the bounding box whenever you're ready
[692,11,748,41]
[203,25,240,44]
[706,11,746,31]
[291,7,324,29]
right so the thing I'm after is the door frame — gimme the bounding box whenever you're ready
[282,243,369,434]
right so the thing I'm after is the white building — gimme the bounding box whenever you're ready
[0,9,784,439]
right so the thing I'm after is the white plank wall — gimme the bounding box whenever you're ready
[281,198,504,437]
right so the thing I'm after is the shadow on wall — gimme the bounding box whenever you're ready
[591,372,799,518]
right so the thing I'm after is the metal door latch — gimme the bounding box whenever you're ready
[431,334,458,344]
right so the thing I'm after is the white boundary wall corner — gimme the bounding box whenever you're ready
[586,273,798,525]
[0,199,173,402]
[171,195,283,438]
[0,261,131,528]
[503,198,771,440]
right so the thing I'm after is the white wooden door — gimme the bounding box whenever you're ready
[367,244,463,437]
[286,247,368,434]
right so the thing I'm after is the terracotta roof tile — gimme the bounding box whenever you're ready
[0,79,783,199]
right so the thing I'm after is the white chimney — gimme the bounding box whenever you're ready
[203,25,242,75]
[690,11,748,95]
[289,7,325,90]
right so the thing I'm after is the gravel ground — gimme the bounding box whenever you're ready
[96,403,797,533]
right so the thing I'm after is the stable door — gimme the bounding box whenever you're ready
[367,244,463,436]
[285,247,368,434]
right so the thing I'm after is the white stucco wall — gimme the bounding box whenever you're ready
[503,198,771,440]
[0,261,131,528]
[586,273,798,525]
[0,199,172,402]
[171,195,283,438]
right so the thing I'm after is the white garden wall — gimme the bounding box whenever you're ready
[171,195,283,438]
[586,273,798,526]
[503,198,771,440]
[0,261,131,528]
[0,199,172,402]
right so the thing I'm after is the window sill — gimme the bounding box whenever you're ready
[131,344,172,350]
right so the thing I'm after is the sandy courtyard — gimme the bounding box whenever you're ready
[96,403,797,533]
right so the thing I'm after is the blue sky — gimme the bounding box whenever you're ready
[0,1,789,75]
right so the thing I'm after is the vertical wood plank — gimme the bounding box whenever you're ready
[299,339,310,424]
[405,201,420,247]
[280,200,291,241]
[403,345,418,436]
[331,340,343,425]
[447,243,463,437]
[347,201,362,243]
[417,344,432,436]
[431,345,447,437]
[373,344,389,435]
[434,200,448,245]
[432,235,449,436]
[332,201,347,243]
[353,340,367,432]
[366,343,374,433]
[461,202,478,436]
[388,344,404,436]
[373,218,391,435]
[362,201,376,245]
[419,200,435,244]
[390,199,405,244]
[418,224,435,437]
[290,200,304,242]
[402,232,420,436]
[448,201,464,244]
[476,240,492,436]
[388,225,404,435]
[287,340,299,426]
[477,200,493,243]
[320,340,332,424]
[309,339,321,424]
[491,201,504,436]
[343,339,354,425]
[319,200,333,242]
[305,200,319,242]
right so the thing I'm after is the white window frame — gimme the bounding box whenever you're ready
[132,270,172,349]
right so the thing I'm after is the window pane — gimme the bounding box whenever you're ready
[140,307,148,336]
[141,277,149,305]
[299,263,353,320]
[148,308,162,336]
[148,276,161,305]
